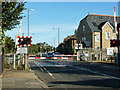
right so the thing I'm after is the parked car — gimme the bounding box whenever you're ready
[42,54,47,57]
[47,52,53,57]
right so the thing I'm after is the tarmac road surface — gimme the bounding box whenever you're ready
[28,60,120,89]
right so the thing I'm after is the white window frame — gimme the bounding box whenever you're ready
[106,32,110,40]
[83,25,85,31]
[95,35,99,42]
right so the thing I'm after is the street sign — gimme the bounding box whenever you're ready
[75,44,83,50]
[110,39,120,47]
[106,48,115,55]
[16,47,28,54]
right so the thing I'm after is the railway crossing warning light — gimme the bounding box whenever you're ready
[18,36,32,46]
[110,39,120,47]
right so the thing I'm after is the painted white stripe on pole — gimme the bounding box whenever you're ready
[113,7,118,34]
[19,18,23,36]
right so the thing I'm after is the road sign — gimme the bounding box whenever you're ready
[106,48,115,55]
[110,39,120,47]
[75,44,83,50]
[16,47,28,54]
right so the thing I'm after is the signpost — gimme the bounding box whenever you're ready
[106,48,115,56]
[16,47,28,54]
[75,43,83,61]
[15,36,32,69]
[75,44,83,50]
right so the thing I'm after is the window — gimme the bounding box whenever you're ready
[82,37,86,41]
[83,25,85,31]
[106,32,110,40]
[95,35,99,42]
[84,37,86,41]
[92,22,97,27]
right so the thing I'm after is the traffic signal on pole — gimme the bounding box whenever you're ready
[110,39,120,47]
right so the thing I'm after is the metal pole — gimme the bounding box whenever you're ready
[13,53,16,69]
[58,28,60,46]
[28,10,29,36]
[25,54,27,69]
[54,37,55,52]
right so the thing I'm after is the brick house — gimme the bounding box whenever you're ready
[77,13,120,53]
[57,30,77,54]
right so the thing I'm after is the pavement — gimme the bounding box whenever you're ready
[0,75,2,90]
[1,70,49,89]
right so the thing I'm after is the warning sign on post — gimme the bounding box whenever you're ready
[16,47,28,54]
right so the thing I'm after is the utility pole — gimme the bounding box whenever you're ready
[113,7,120,66]
[58,28,60,46]
[28,10,29,36]
[54,37,55,52]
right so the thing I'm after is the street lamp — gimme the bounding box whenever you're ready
[28,9,34,36]
[52,27,60,47]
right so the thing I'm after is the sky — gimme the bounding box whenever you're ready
[5,2,118,47]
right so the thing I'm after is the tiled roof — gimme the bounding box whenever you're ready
[81,13,120,32]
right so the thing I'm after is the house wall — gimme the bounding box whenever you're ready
[102,23,117,52]
[72,39,77,54]
[77,20,92,48]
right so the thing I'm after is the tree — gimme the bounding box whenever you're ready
[2,1,26,31]
[4,36,15,53]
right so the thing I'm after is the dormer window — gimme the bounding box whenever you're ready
[83,25,85,31]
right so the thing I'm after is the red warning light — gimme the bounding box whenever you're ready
[113,41,115,43]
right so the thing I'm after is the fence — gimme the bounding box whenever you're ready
[78,48,111,61]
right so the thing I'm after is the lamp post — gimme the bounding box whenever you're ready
[27,9,34,68]
[28,9,34,36]
[52,27,60,47]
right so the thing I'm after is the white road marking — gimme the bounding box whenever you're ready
[34,61,44,72]
[35,61,55,79]
[74,66,120,80]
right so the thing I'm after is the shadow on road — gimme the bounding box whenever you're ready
[49,78,120,88]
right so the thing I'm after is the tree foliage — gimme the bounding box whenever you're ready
[4,36,15,53]
[2,1,26,31]
[29,42,53,55]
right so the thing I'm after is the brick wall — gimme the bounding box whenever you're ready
[102,22,117,53]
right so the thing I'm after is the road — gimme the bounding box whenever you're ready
[28,60,120,89]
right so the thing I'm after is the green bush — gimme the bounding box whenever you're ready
[4,63,10,69]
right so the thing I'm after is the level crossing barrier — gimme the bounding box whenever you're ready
[27,54,78,60]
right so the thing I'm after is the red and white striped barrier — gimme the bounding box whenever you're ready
[27,56,75,60]
[54,55,77,57]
